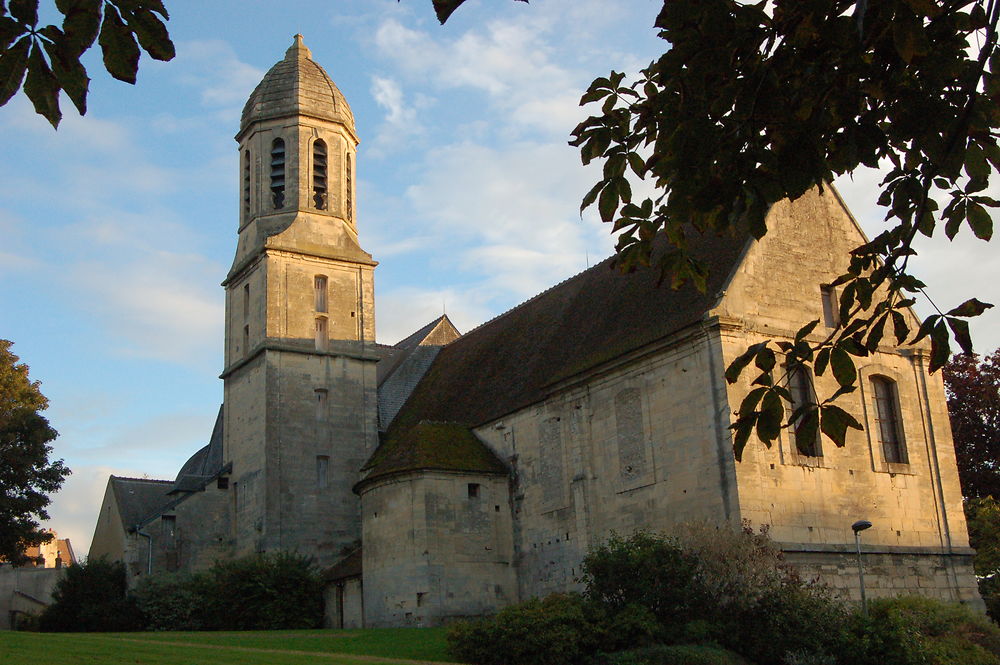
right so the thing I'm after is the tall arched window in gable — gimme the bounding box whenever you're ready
[872,376,907,464]
[346,151,353,221]
[313,139,328,210]
[270,138,285,209]
[243,150,251,219]
[789,365,821,457]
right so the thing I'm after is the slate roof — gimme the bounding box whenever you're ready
[170,405,225,494]
[240,35,355,135]
[109,476,174,531]
[377,315,461,430]
[388,230,749,434]
[356,422,508,491]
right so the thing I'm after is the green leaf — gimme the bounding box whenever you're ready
[0,34,29,105]
[98,4,139,84]
[430,0,467,24]
[627,152,645,177]
[42,37,88,115]
[754,346,775,373]
[965,143,990,180]
[731,416,755,462]
[598,183,618,223]
[947,298,994,317]
[580,181,602,214]
[0,15,27,50]
[967,202,993,240]
[59,0,101,57]
[830,347,857,388]
[820,404,862,447]
[9,0,37,26]
[928,320,951,373]
[814,347,831,377]
[946,317,973,355]
[756,390,782,444]
[726,343,766,384]
[891,310,908,344]
[795,319,819,342]
[23,40,60,128]
[794,408,820,455]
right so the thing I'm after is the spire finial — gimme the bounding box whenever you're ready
[286,34,312,60]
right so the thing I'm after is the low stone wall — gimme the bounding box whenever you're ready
[782,545,984,611]
[0,566,66,630]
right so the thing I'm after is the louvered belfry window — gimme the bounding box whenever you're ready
[346,152,353,221]
[313,140,328,210]
[243,150,251,219]
[270,138,285,209]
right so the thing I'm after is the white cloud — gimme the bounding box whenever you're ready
[377,285,495,344]
[171,40,266,110]
[368,75,426,156]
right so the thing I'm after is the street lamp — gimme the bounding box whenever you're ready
[852,519,873,616]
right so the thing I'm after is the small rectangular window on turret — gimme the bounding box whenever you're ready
[270,138,285,209]
[315,317,328,351]
[315,275,328,312]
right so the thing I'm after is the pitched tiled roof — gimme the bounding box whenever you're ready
[110,476,174,530]
[323,547,362,582]
[356,421,508,491]
[389,231,749,432]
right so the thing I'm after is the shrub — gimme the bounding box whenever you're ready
[38,558,143,632]
[596,644,749,665]
[581,525,847,663]
[447,593,603,665]
[836,596,1000,665]
[198,551,323,630]
[133,572,204,631]
[580,531,708,636]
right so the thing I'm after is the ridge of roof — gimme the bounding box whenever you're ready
[387,230,749,433]
[110,476,172,485]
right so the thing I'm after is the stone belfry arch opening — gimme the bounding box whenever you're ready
[220,35,378,564]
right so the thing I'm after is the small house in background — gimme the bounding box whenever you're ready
[0,531,76,629]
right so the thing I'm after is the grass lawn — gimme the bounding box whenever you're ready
[0,627,456,665]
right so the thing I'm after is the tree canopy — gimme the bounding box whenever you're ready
[569,0,999,459]
[3,0,998,461]
[944,349,1000,498]
[0,339,70,566]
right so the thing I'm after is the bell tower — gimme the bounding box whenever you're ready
[220,35,378,563]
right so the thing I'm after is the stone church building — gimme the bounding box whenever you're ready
[90,36,981,627]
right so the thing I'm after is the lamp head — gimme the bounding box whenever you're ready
[852,520,873,533]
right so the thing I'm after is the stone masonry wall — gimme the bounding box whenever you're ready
[714,187,979,605]
[473,329,737,602]
[361,472,516,626]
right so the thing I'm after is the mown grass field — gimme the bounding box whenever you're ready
[0,627,455,665]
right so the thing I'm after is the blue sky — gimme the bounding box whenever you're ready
[1,0,997,557]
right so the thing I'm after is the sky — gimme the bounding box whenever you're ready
[1,0,997,558]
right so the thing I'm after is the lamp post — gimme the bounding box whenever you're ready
[852,519,873,616]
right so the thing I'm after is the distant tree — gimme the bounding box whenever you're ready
[963,496,1000,618]
[0,339,70,566]
[944,350,1000,499]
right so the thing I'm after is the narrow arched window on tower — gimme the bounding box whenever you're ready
[313,139,328,210]
[243,150,251,219]
[345,151,353,221]
[270,138,285,209]
[872,376,907,464]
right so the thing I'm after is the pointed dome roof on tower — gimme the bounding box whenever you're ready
[240,34,355,135]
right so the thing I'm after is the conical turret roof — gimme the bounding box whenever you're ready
[240,35,355,134]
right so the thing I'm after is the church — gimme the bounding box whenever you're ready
[89,36,982,627]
